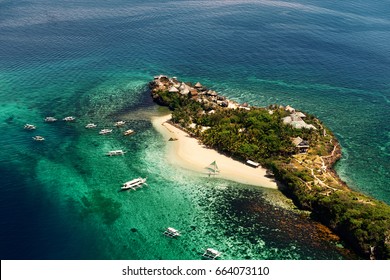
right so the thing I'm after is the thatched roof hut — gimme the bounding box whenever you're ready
[168,86,179,93]
[179,83,188,91]
[190,88,199,96]
[194,82,203,88]
[292,136,309,153]
[180,88,190,95]
[207,90,218,96]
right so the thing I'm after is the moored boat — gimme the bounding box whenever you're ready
[205,161,220,176]
[106,150,125,156]
[44,117,57,122]
[24,124,36,130]
[114,120,126,127]
[99,129,113,135]
[123,129,134,136]
[32,136,45,141]
[121,178,147,190]
[163,227,181,238]
[85,123,97,129]
[202,248,221,259]
[63,116,76,122]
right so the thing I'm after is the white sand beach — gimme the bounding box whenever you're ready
[151,114,278,189]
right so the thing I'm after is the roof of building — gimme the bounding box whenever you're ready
[292,136,303,146]
[294,112,306,118]
[168,86,179,93]
[292,136,309,147]
[179,83,189,90]
[282,116,292,124]
[190,88,198,95]
[285,105,295,112]
[194,82,203,88]
[180,88,190,95]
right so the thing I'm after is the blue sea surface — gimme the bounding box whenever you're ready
[0,0,389,259]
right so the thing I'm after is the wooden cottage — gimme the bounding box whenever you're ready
[292,136,309,153]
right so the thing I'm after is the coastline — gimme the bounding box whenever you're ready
[151,114,278,189]
[148,75,390,259]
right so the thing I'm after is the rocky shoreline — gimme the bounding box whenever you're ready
[149,75,390,259]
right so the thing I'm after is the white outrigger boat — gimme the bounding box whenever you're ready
[85,123,97,129]
[121,178,147,190]
[123,129,134,136]
[44,117,57,122]
[163,227,181,238]
[63,116,76,122]
[24,124,36,130]
[202,248,221,259]
[106,150,125,156]
[99,129,113,135]
[114,120,126,127]
[32,136,45,141]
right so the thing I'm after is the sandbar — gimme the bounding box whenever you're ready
[151,114,278,189]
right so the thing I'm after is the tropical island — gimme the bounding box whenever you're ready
[149,75,390,260]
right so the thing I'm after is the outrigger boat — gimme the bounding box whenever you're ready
[106,150,125,156]
[163,227,181,238]
[32,136,45,141]
[63,116,76,122]
[99,129,113,135]
[114,120,126,127]
[24,124,36,130]
[85,123,97,129]
[123,129,134,136]
[44,117,57,122]
[202,248,221,259]
[121,178,147,190]
[206,161,220,176]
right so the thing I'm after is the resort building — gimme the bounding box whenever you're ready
[282,110,316,130]
[292,136,310,153]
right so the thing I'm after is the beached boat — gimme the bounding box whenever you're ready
[44,117,57,122]
[121,178,147,190]
[85,123,97,129]
[32,136,45,141]
[99,129,113,135]
[163,227,181,238]
[106,150,125,156]
[114,120,126,127]
[24,124,36,130]
[63,116,75,122]
[123,129,134,136]
[246,160,260,168]
[206,161,220,176]
[202,248,221,259]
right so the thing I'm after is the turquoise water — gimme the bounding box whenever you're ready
[1,0,389,259]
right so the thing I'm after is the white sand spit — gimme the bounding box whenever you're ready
[151,114,278,189]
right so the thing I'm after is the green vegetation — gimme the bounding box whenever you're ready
[151,83,390,259]
[315,191,390,258]
[199,109,293,160]
[269,161,390,259]
[154,87,307,161]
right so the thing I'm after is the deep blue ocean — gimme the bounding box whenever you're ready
[0,0,389,259]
